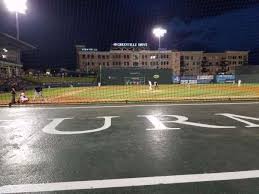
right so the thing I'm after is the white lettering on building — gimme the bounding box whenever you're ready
[112,43,148,47]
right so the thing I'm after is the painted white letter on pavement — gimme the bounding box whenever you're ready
[0,120,12,128]
[217,113,259,128]
[42,116,119,135]
[139,115,235,130]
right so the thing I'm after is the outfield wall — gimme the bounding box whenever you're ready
[102,68,172,85]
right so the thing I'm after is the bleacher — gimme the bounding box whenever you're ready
[0,76,35,92]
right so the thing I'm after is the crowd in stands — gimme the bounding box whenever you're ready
[0,75,34,92]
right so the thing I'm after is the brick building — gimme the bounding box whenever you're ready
[76,44,248,76]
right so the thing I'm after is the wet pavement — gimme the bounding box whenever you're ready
[1,102,259,193]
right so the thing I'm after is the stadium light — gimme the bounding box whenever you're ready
[4,0,27,40]
[4,0,27,14]
[152,27,167,50]
[4,0,27,64]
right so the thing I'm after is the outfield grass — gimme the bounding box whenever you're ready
[1,83,259,104]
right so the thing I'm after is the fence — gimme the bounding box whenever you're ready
[0,72,259,105]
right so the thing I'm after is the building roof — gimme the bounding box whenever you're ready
[0,32,36,51]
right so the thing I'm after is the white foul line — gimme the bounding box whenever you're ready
[1,170,259,193]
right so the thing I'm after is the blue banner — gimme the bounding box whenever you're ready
[215,75,235,83]
[172,76,180,84]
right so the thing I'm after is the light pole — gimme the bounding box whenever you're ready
[4,0,27,64]
[15,12,20,40]
[153,27,167,69]
[152,27,167,50]
[4,0,27,39]
[4,0,27,40]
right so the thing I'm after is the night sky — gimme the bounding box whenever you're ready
[0,0,259,69]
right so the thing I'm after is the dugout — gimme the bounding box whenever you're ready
[101,68,172,85]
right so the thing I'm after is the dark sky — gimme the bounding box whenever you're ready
[0,0,259,69]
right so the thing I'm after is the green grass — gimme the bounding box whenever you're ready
[22,76,97,84]
[1,83,259,104]
[72,84,259,100]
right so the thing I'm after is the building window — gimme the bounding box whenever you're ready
[239,61,243,65]
[133,62,138,67]
[103,62,105,66]
[87,54,90,59]
[102,55,105,59]
[107,62,109,66]
[91,55,94,59]
[233,61,237,64]
[82,55,86,59]
[185,56,189,60]
[233,56,237,59]
[106,55,109,59]
[92,62,94,66]
[98,55,101,59]
[239,56,243,59]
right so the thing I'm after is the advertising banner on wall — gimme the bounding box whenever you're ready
[215,75,235,83]
[197,75,214,80]
[180,79,198,84]
[180,76,197,84]
[197,75,214,84]
[172,76,180,84]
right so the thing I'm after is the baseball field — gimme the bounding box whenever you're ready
[1,83,259,105]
